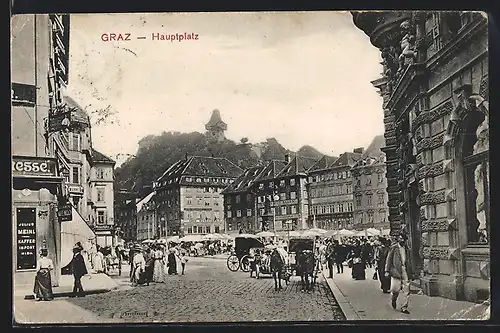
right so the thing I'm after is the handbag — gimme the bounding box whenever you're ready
[373,271,378,280]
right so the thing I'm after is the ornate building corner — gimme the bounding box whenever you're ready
[479,261,490,279]
[443,159,454,173]
[448,248,460,261]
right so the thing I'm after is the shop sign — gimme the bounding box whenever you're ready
[57,203,72,222]
[68,185,84,194]
[16,208,37,270]
[12,156,57,177]
[12,82,36,107]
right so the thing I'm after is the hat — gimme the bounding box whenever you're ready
[133,244,142,251]
[39,248,48,256]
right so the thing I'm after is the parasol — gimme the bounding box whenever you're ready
[256,231,275,238]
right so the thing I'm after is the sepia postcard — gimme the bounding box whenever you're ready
[11,11,490,324]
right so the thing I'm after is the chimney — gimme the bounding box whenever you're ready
[353,147,364,154]
[284,154,290,163]
[185,153,188,160]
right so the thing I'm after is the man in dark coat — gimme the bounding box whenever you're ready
[333,240,345,274]
[384,234,412,314]
[70,243,88,298]
[325,239,335,278]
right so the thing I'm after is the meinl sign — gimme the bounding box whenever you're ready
[57,203,72,222]
[12,156,57,177]
[16,208,37,270]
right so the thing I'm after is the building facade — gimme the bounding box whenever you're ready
[11,14,70,287]
[88,149,116,247]
[254,155,316,232]
[154,156,242,236]
[352,135,390,231]
[136,191,157,241]
[308,151,362,230]
[352,11,489,302]
[114,190,139,242]
[222,165,265,234]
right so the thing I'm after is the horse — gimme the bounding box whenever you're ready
[270,248,289,291]
[296,250,316,292]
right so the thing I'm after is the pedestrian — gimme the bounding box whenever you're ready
[179,250,188,275]
[167,248,178,275]
[333,240,344,274]
[349,240,366,280]
[93,245,105,273]
[384,234,412,314]
[131,245,147,286]
[33,247,54,301]
[325,239,335,278]
[70,243,88,298]
[153,245,166,282]
[115,244,122,276]
[376,237,391,293]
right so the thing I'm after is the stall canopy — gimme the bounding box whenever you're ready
[256,231,275,238]
[167,235,180,243]
[180,235,203,243]
[60,206,96,269]
[309,228,327,234]
[366,228,381,236]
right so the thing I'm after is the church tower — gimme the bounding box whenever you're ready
[205,109,227,143]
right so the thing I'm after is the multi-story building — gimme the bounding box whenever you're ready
[136,191,157,241]
[11,14,71,287]
[352,11,489,301]
[250,160,288,232]
[222,165,266,234]
[255,155,317,232]
[154,155,242,236]
[88,148,116,247]
[352,135,389,231]
[114,190,139,242]
[308,150,362,230]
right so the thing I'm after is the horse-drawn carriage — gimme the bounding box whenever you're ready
[226,234,265,272]
[288,235,321,290]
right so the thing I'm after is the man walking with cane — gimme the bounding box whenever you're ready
[384,234,412,314]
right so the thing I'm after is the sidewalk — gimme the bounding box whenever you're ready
[17,273,118,300]
[322,267,490,320]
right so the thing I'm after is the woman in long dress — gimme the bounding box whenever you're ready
[93,248,105,273]
[349,241,366,280]
[152,245,166,282]
[33,248,54,301]
[167,248,177,275]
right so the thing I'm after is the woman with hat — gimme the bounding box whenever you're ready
[33,247,54,301]
[131,244,147,286]
[167,248,178,275]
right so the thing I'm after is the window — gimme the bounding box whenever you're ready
[281,206,287,215]
[97,211,105,224]
[246,194,252,202]
[247,209,252,217]
[356,196,362,206]
[367,194,373,206]
[97,188,105,202]
[259,208,265,216]
[259,183,264,190]
[333,173,338,180]
[378,173,384,183]
[227,211,232,218]
[378,193,385,205]
[308,177,313,183]
[236,195,241,203]
[430,13,443,51]
[347,185,352,193]
[368,212,374,222]
[291,206,297,214]
[290,191,296,200]
[71,133,80,151]
[280,192,286,200]
[236,210,242,217]
[72,167,80,184]
[96,168,104,180]
[187,227,192,234]
[280,180,285,187]
[205,201,210,206]
[214,226,220,233]
[342,171,347,179]
[290,178,296,186]
[348,202,353,212]
[463,110,489,244]
[366,177,372,186]
[269,181,274,188]
[187,198,192,205]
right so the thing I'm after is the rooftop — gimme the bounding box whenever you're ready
[91,148,115,165]
[362,135,385,159]
[330,152,363,168]
[308,155,339,173]
[253,160,288,183]
[62,95,91,126]
[222,165,266,194]
[277,155,319,178]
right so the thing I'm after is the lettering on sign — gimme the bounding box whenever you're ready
[16,208,37,270]
[12,156,57,177]
[57,204,72,222]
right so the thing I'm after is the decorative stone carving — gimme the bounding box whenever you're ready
[422,246,459,260]
[418,162,444,180]
[421,219,453,232]
[420,190,446,205]
[421,232,428,246]
[479,75,489,100]
[398,20,417,73]
[413,101,453,132]
[447,218,458,230]
[416,133,444,153]
[420,207,426,221]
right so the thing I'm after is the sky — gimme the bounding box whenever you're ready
[66,12,384,167]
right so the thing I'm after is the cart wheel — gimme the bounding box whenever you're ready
[240,255,251,272]
[227,255,240,272]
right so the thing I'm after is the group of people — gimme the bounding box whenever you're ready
[33,242,90,301]
[323,234,413,314]
[128,243,188,286]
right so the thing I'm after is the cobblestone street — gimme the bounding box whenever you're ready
[67,257,345,322]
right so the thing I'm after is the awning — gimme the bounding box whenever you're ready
[60,206,96,268]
